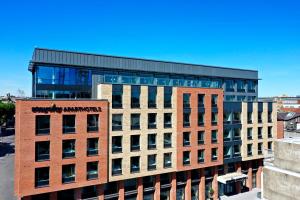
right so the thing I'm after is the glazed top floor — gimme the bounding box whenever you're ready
[29,48,258,91]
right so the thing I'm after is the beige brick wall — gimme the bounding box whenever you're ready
[98,84,177,182]
[241,102,277,161]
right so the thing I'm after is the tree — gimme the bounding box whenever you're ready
[0,102,15,126]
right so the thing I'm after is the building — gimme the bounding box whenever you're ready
[263,138,300,200]
[15,48,278,200]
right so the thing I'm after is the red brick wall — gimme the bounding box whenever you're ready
[277,120,284,139]
[176,88,224,171]
[15,100,109,198]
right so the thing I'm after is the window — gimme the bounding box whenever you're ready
[62,139,75,158]
[183,93,191,108]
[237,80,245,92]
[247,112,252,124]
[211,112,218,125]
[183,132,190,146]
[62,164,75,183]
[148,134,156,149]
[112,136,122,153]
[198,94,205,107]
[131,114,140,130]
[198,112,204,126]
[198,149,205,163]
[35,141,50,161]
[234,145,241,156]
[211,130,218,143]
[233,128,241,139]
[268,127,273,138]
[87,138,98,156]
[258,112,262,123]
[224,146,231,158]
[211,148,218,161]
[87,161,98,180]
[164,153,172,168]
[225,80,234,92]
[35,167,49,187]
[211,95,218,107]
[131,135,140,151]
[131,156,140,173]
[164,133,172,148]
[183,112,190,127]
[247,144,252,156]
[148,154,156,170]
[224,128,231,141]
[247,128,252,140]
[224,112,232,124]
[198,131,204,145]
[63,115,76,134]
[36,115,50,135]
[268,112,272,123]
[258,127,263,139]
[148,86,157,108]
[112,85,123,109]
[112,158,122,176]
[258,143,263,155]
[87,114,99,132]
[112,114,122,131]
[268,142,272,151]
[148,113,157,129]
[183,151,190,165]
[225,95,235,101]
[233,112,241,123]
[164,113,172,128]
[131,85,140,108]
[164,87,172,108]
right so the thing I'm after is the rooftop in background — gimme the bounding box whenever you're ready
[277,112,300,121]
[28,48,258,80]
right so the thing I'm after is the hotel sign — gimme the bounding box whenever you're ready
[32,104,102,113]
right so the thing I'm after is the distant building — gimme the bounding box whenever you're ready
[263,138,300,200]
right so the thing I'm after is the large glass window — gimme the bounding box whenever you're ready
[148,154,156,170]
[224,128,231,141]
[211,130,218,143]
[63,115,76,134]
[247,144,253,156]
[35,167,49,187]
[211,95,218,107]
[131,85,140,108]
[164,133,172,148]
[35,141,50,161]
[62,164,75,184]
[164,87,172,108]
[87,161,98,180]
[148,113,157,129]
[247,128,253,140]
[247,112,253,124]
[112,114,122,131]
[237,80,246,92]
[198,94,205,107]
[164,113,172,128]
[224,146,231,158]
[211,148,218,161]
[258,127,263,139]
[183,151,190,165]
[234,145,241,156]
[87,138,98,156]
[62,139,75,158]
[268,126,273,138]
[247,80,256,92]
[233,112,241,123]
[183,93,191,108]
[130,135,140,151]
[112,85,123,109]
[198,131,205,145]
[183,112,190,127]
[183,132,190,146]
[112,136,122,153]
[198,112,204,126]
[36,115,50,135]
[211,112,218,125]
[87,114,99,132]
[112,158,122,176]
[148,134,156,150]
[130,156,140,173]
[258,143,263,155]
[148,86,157,108]
[224,112,232,124]
[164,153,172,168]
[131,114,140,130]
[225,80,234,92]
[198,149,205,163]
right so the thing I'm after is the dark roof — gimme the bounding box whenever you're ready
[278,112,300,121]
[29,48,259,80]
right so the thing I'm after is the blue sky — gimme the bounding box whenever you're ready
[0,0,299,97]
